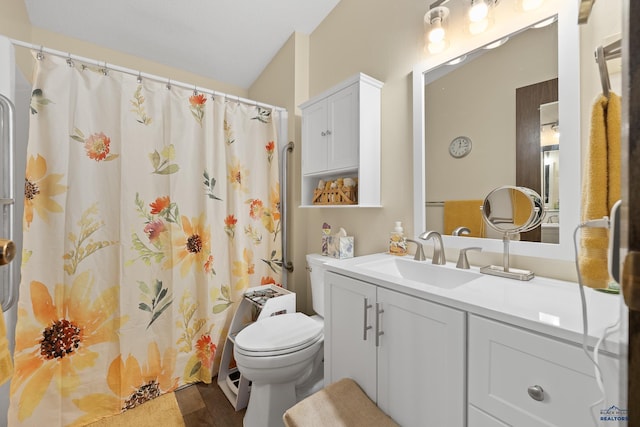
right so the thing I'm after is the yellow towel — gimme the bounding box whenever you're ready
[0,311,13,385]
[579,92,621,288]
[444,200,485,237]
[511,188,533,226]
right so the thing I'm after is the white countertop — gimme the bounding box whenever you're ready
[324,253,623,355]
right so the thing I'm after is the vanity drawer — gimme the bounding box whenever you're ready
[468,315,619,427]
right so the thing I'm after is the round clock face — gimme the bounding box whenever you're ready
[449,136,472,158]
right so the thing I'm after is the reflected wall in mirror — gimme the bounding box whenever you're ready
[425,21,558,243]
[412,0,581,261]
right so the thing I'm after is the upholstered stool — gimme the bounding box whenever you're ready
[282,378,399,427]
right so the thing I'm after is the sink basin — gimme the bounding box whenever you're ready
[355,256,481,289]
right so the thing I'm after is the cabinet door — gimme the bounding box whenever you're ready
[302,100,329,174]
[469,315,621,427]
[327,84,359,171]
[376,287,466,427]
[324,272,377,401]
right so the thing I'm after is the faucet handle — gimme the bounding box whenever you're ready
[405,239,426,261]
[456,247,482,269]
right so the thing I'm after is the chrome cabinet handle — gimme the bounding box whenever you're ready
[527,385,545,401]
[375,302,384,347]
[363,298,372,340]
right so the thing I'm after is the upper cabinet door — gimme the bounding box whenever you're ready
[327,84,359,171]
[302,100,329,175]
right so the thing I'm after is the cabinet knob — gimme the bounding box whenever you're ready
[527,385,545,401]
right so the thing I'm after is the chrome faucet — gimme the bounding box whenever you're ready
[405,239,426,261]
[418,231,446,265]
[452,226,471,236]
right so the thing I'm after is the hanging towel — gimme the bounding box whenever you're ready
[579,92,621,288]
[444,200,485,237]
[0,311,13,385]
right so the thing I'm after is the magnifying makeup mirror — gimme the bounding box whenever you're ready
[480,186,543,280]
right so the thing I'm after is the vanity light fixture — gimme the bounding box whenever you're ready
[533,16,557,28]
[483,37,509,49]
[468,0,498,35]
[447,54,468,65]
[424,5,450,54]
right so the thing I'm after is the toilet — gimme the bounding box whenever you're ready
[233,254,328,427]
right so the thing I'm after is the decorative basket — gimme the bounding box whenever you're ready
[312,183,358,205]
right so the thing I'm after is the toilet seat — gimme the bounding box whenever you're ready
[235,312,323,357]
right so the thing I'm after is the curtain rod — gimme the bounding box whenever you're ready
[9,38,287,113]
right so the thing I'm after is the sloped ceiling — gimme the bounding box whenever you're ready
[24,0,341,89]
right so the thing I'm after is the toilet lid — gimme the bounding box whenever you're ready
[234,312,323,354]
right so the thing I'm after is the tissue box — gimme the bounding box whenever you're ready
[322,235,354,259]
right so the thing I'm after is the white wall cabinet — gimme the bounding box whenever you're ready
[324,271,466,427]
[468,315,621,427]
[300,73,383,207]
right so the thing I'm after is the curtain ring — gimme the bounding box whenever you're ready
[166,79,172,90]
[36,46,44,61]
[137,72,142,84]
[66,53,73,67]
[101,61,109,76]
[193,86,198,96]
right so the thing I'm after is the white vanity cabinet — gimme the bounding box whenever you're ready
[300,73,382,207]
[468,315,621,427]
[324,271,466,427]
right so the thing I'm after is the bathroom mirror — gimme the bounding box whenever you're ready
[412,1,580,261]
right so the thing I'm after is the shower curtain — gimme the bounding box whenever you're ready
[8,53,283,426]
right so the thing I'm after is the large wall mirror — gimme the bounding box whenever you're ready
[412,0,580,261]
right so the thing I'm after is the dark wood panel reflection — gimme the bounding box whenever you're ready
[515,78,558,242]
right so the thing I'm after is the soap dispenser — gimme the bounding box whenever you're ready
[389,221,407,256]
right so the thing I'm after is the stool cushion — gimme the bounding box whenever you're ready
[282,378,399,427]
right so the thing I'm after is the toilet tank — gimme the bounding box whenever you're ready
[306,253,328,317]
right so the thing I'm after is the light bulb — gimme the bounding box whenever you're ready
[428,20,445,43]
[469,1,489,23]
[521,0,543,11]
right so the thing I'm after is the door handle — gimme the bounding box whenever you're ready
[363,298,372,340]
[0,239,15,266]
[375,302,384,347]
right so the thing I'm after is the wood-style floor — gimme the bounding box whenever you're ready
[175,382,245,427]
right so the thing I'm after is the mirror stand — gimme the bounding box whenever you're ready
[480,233,535,281]
[479,186,544,281]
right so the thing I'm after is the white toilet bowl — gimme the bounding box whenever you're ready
[234,312,324,427]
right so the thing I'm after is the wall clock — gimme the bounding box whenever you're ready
[449,136,472,159]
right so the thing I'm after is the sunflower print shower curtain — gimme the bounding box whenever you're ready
[9,53,283,426]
